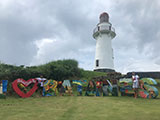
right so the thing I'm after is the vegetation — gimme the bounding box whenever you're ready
[0,59,105,82]
[0,59,106,96]
[0,96,160,120]
[0,59,80,81]
[80,70,106,80]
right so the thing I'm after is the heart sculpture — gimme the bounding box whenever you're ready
[12,78,38,98]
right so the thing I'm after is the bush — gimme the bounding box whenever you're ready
[0,59,106,96]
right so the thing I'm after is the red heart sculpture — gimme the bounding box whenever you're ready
[12,78,38,98]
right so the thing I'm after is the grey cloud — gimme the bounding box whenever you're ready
[111,0,160,73]
[0,0,98,66]
[115,0,160,54]
[1,0,160,73]
[0,0,65,65]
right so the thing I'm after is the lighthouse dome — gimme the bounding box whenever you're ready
[99,12,109,23]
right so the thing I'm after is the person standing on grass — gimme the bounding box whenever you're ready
[111,79,119,96]
[36,75,47,96]
[1,77,8,96]
[0,80,2,94]
[57,80,64,96]
[85,80,96,96]
[102,80,110,96]
[96,80,102,96]
[132,72,139,98]
[62,80,74,96]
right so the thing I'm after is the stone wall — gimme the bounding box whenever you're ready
[125,72,160,79]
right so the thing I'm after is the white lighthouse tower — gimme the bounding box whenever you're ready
[93,12,116,72]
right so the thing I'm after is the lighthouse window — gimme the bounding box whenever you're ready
[98,26,100,31]
[96,60,99,67]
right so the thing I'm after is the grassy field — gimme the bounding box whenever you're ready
[0,96,160,120]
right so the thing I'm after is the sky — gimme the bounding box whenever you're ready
[0,0,160,73]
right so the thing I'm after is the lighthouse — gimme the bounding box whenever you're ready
[93,12,116,72]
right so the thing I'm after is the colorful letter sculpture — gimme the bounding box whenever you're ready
[12,78,38,98]
[139,78,158,99]
[0,80,8,99]
[43,80,57,96]
[119,78,159,99]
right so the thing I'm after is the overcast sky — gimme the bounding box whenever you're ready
[0,0,160,73]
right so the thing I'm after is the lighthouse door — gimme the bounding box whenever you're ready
[96,60,99,67]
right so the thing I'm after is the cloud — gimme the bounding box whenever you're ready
[111,0,160,73]
[0,0,57,65]
[0,0,160,73]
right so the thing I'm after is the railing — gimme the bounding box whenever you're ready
[93,25,115,34]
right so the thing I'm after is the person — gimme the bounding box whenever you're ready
[102,80,110,96]
[148,88,154,99]
[57,80,65,96]
[62,80,73,96]
[132,72,139,98]
[111,79,118,96]
[139,80,146,90]
[96,80,102,96]
[0,80,6,99]
[85,80,96,96]
[76,80,82,96]
[36,75,47,96]
[0,81,2,94]
[77,84,82,96]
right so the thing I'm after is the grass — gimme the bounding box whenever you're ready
[0,96,160,120]
[80,70,106,81]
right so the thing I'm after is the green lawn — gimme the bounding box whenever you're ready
[0,96,160,120]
